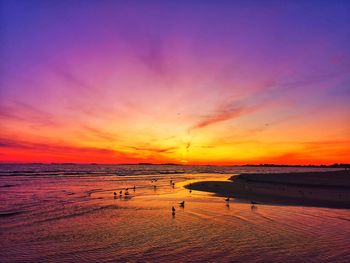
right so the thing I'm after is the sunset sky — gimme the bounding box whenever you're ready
[1,0,349,164]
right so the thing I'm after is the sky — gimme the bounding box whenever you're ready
[1,0,350,165]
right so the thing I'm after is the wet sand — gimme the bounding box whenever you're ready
[0,166,350,263]
[1,167,350,262]
[186,170,350,208]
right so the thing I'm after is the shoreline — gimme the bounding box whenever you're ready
[185,170,350,209]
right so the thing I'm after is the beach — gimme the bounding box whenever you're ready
[186,170,350,208]
[1,164,350,262]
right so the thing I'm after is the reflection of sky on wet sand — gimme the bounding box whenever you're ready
[1,173,350,262]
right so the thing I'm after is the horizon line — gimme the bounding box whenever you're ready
[0,162,349,167]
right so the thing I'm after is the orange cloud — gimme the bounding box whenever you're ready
[189,102,260,131]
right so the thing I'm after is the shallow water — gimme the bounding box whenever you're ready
[0,165,349,262]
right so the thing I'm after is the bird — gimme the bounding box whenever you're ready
[113,192,117,196]
[225,197,230,202]
[125,188,129,191]
[124,191,129,196]
[133,185,136,191]
[250,201,258,209]
[179,201,185,207]
[172,206,176,215]
[119,190,123,195]
[189,189,192,193]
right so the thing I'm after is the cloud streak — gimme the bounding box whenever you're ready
[0,138,117,155]
[0,101,58,127]
[79,125,117,141]
[126,145,177,154]
[189,101,261,131]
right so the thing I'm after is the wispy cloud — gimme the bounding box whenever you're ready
[185,141,191,151]
[79,125,117,141]
[51,64,98,92]
[0,101,58,127]
[189,100,261,131]
[126,145,177,154]
[137,35,167,74]
[0,138,118,155]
